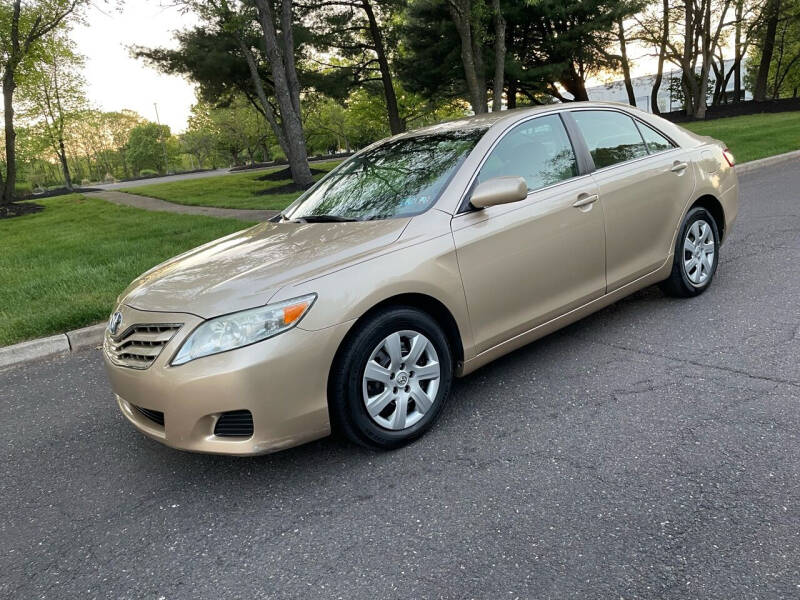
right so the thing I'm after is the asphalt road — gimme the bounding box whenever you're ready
[2,163,799,599]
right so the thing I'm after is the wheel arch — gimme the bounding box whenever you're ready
[333,293,465,371]
[689,194,726,242]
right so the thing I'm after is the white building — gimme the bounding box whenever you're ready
[585,60,751,113]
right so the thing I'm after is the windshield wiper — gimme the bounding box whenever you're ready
[293,214,359,223]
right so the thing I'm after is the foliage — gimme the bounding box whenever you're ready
[125,122,176,175]
[0,0,91,202]
[745,0,800,98]
[668,74,716,106]
[18,32,87,188]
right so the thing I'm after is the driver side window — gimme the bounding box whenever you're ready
[478,114,579,192]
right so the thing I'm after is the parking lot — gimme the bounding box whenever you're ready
[2,163,799,599]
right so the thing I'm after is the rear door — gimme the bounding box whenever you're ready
[569,109,696,291]
[452,113,606,354]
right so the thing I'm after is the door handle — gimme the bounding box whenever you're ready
[671,161,689,173]
[572,193,599,208]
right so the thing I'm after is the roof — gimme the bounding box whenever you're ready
[399,101,644,138]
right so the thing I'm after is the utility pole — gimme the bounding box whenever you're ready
[153,103,170,174]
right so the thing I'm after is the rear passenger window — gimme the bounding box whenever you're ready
[572,110,648,169]
[478,114,578,192]
[637,122,675,153]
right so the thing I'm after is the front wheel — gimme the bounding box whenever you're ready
[329,307,453,450]
[660,206,720,297]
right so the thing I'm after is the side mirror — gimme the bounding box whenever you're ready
[469,176,528,209]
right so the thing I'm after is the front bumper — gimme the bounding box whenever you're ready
[103,305,353,455]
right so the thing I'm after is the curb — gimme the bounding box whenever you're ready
[734,149,800,175]
[1,149,799,371]
[0,322,105,370]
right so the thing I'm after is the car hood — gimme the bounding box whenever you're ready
[121,219,409,318]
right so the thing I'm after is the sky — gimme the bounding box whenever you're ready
[73,2,199,133]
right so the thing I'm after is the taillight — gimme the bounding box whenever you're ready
[722,148,735,167]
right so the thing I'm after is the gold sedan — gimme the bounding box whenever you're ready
[104,102,738,454]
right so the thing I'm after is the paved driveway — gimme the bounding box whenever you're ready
[2,163,799,599]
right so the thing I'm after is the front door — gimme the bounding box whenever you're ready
[452,114,606,355]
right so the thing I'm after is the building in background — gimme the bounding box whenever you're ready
[585,60,751,112]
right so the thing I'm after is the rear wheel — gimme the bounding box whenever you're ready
[660,206,720,297]
[329,307,453,450]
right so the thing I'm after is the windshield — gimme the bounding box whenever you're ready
[284,128,487,221]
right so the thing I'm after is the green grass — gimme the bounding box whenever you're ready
[126,161,342,210]
[683,111,800,163]
[0,195,254,346]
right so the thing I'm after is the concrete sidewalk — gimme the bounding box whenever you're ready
[85,190,278,222]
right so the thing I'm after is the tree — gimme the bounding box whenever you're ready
[126,122,172,176]
[753,0,782,100]
[182,102,222,169]
[138,0,314,187]
[302,0,407,133]
[398,0,510,114]
[650,0,670,112]
[636,0,733,118]
[510,0,639,102]
[0,0,87,203]
[747,0,800,98]
[446,0,489,113]
[20,33,86,190]
[210,97,273,164]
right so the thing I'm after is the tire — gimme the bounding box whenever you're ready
[329,306,453,450]
[660,206,720,298]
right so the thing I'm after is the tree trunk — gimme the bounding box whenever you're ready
[754,0,781,102]
[560,63,589,101]
[651,0,669,114]
[254,0,314,188]
[617,18,636,106]
[694,0,712,119]
[448,0,488,114]
[280,0,302,118]
[507,78,517,109]
[237,38,290,158]
[58,138,73,191]
[491,0,506,112]
[2,69,18,204]
[362,0,404,133]
[733,0,743,102]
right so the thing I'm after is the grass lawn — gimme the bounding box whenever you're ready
[126,160,342,211]
[0,195,254,346]
[683,111,800,163]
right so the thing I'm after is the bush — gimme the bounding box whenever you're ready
[14,182,33,196]
[139,169,159,177]
[270,146,287,163]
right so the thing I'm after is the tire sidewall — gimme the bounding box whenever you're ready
[333,307,453,449]
[676,207,720,295]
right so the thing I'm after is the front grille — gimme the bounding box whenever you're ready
[214,410,254,438]
[132,404,165,427]
[106,323,182,369]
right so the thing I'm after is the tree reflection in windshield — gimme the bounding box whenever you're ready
[286,128,487,221]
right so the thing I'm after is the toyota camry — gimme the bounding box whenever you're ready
[104,102,738,454]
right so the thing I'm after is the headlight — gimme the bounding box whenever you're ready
[171,293,316,365]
